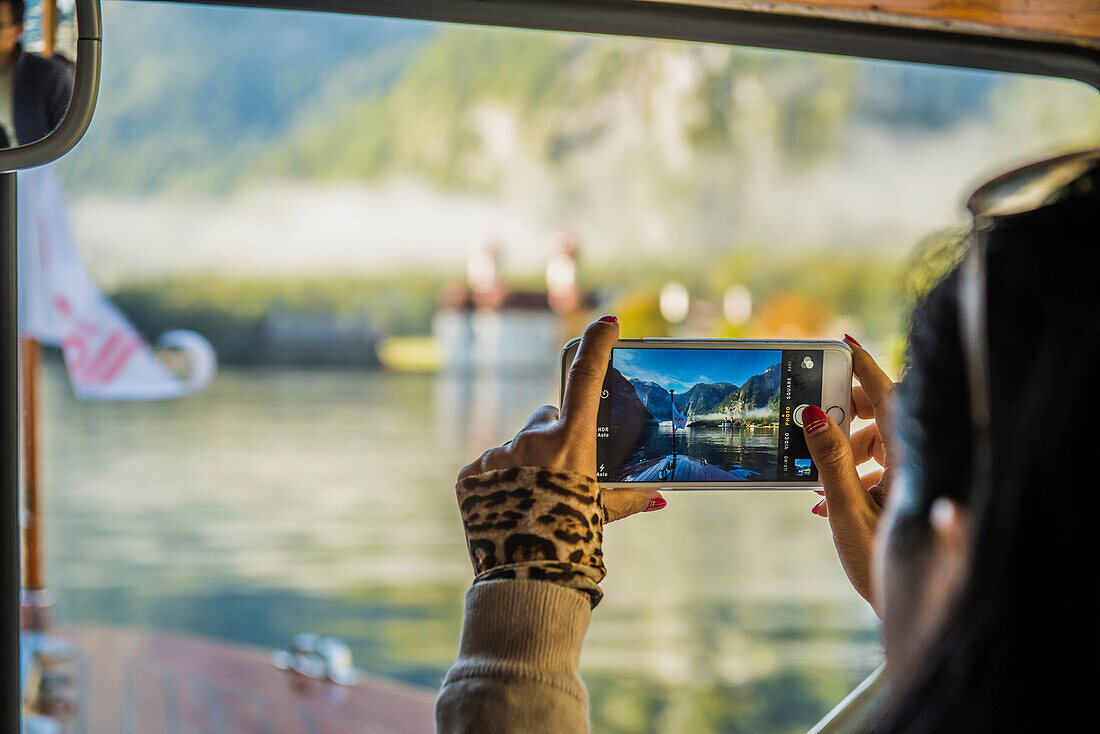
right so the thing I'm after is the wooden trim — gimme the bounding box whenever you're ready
[630,0,1100,47]
[19,337,43,593]
[155,0,1100,90]
[43,0,58,56]
[793,0,1100,42]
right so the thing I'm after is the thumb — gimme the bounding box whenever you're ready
[802,405,863,511]
[602,489,666,523]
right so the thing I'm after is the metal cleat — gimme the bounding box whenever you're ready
[272,633,363,685]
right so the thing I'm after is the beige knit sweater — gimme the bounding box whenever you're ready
[435,466,606,732]
[435,579,592,733]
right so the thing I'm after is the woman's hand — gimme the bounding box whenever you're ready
[453,316,664,607]
[802,336,895,611]
[457,315,665,522]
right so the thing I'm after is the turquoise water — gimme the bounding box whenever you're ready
[38,359,881,733]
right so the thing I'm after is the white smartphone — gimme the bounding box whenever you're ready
[560,338,853,489]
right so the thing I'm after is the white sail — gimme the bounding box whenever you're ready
[16,167,216,400]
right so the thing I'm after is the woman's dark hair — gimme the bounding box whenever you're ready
[870,166,1100,733]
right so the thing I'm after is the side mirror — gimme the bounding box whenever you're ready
[0,0,100,171]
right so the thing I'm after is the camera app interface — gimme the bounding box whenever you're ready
[597,348,823,483]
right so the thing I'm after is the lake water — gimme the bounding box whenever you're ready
[619,424,781,481]
[37,360,881,733]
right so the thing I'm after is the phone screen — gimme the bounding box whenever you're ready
[596,347,823,483]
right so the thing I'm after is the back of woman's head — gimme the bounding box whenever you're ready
[873,152,1100,733]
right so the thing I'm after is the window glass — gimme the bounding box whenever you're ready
[25,2,1099,731]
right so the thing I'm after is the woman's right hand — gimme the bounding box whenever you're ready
[802,336,896,612]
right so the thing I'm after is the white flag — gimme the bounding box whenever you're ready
[17,167,216,400]
[671,398,689,430]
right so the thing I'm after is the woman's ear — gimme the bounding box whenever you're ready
[929,497,970,581]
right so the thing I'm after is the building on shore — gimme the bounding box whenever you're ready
[434,234,595,374]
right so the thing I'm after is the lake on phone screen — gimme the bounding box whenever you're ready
[622,424,781,480]
[40,361,881,732]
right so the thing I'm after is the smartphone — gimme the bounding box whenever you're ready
[559,338,852,489]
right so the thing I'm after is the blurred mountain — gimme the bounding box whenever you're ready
[58,4,1032,201]
[254,25,871,228]
[56,0,1099,282]
[257,29,1009,192]
[58,2,435,194]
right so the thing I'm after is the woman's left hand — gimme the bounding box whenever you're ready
[803,338,895,610]
[457,315,664,522]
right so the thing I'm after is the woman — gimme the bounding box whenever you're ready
[436,149,1100,733]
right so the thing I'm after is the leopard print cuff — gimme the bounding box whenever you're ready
[456,466,608,608]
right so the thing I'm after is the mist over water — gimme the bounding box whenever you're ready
[66,116,1067,284]
[692,407,778,421]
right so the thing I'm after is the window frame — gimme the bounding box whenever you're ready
[152,0,1100,88]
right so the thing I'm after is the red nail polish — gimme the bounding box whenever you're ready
[843,334,862,348]
[645,497,666,512]
[803,405,828,435]
[598,314,618,324]
[812,499,825,515]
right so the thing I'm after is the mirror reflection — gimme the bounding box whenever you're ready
[0,0,75,148]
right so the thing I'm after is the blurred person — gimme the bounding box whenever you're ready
[0,0,72,147]
[435,149,1100,732]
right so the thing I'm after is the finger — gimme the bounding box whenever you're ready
[603,489,665,522]
[849,423,884,466]
[561,316,619,435]
[474,446,511,474]
[867,466,892,508]
[860,469,884,490]
[849,341,894,410]
[457,447,501,482]
[802,406,865,513]
[457,459,481,483]
[814,469,883,512]
[851,387,874,420]
[521,404,560,432]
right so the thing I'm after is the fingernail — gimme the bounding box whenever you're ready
[843,334,862,348]
[598,314,618,324]
[812,499,825,515]
[645,497,667,512]
[803,405,829,435]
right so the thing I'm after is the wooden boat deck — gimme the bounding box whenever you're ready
[45,627,436,734]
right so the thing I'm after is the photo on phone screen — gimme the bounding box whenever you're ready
[596,347,823,483]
